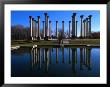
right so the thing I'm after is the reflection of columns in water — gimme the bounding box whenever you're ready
[75,48,77,64]
[52,48,53,52]
[80,48,83,70]
[31,48,34,68]
[85,48,88,67]
[33,47,36,64]
[62,47,64,63]
[43,48,45,63]
[49,48,51,64]
[83,47,86,65]
[86,48,92,70]
[88,48,92,70]
[31,48,41,69]
[31,47,38,69]
[68,48,71,64]
[71,48,77,73]
[45,48,49,72]
[38,48,41,69]
[83,48,87,65]
[80,48,92,70]
[34,48,41,69]
[56,48,59,63]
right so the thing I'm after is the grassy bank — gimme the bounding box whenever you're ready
[11,39,100,47]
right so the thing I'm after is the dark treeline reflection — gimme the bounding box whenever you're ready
[11,47,100,77]
[30,47,92,73]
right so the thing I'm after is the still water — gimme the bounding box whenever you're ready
[11,46,100,77]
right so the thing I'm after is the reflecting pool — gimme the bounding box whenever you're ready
[11,46,100,77]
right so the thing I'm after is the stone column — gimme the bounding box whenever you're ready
[34,20,37,40]
[44,13,48,39]
[29,16,33,40]
[43,21,45,39]
[72,13,76,38]
[76,21,78,38]
[69,21,71,38]
[32,18,34,40]
[47,16,49,38]
[80,15,83,38]
[86,18,89,38]
[88,15,92,38]
[87,18,89,38]
[49,21,51,39]
[62,21,64,38]
[83,19,86,38]
[56,21,58,38]
[82,20,84,38]
[37,16,40,40]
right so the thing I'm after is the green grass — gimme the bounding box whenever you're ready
[11,39,100,47]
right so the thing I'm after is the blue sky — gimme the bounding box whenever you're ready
[11,10,100,36]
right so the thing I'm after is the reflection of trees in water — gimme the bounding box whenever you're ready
[30,47,92,73]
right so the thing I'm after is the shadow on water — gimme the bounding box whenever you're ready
[11,46,100,77]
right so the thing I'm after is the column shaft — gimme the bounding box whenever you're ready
[83,20,86,38]
[86,18,89,38]
[29,16,32,40]
[69,21,71,38]
[76,21,78,38]
[43,21,45,38]
[72,13,76,38]
[47,16,49,37]
[32,18,34,40]
[49,21,51,38]
[80,15,83,38]
[62,21,64,38]
[37,16,40,39]
[56,21,58,38]
[44,13,48,37]
[88,15,92,37]
[34,20,37,40]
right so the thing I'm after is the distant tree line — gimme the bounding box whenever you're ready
[91,32,100,39]
[11,25,31,40]
[11,25,100,40]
